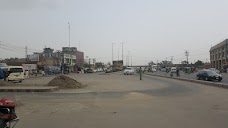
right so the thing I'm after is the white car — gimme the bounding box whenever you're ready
[124,67,135,75]
[171,67,177,73]
[152,68,157,72]
[161,68,166,72]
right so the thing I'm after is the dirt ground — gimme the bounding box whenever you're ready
[17,72,165,92]
[1,72,228,128]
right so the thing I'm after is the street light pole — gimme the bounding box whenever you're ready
[131,56,132,66]
[128,51,130,66]
[121,42,125,66]
[112,43,115,66]
[68,22,70,48]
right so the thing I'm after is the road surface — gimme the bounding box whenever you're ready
[1,72,228,128]
[147,70,228,84]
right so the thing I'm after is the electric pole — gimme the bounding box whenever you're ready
[171,56,173,63]
[121,42,125,66]
[128,51,130,66]
[118,44,120,66]
[112,43,115,66]
[131,56,132,66]
[185,50,189,65]
[68,22,71,48]
[25,46,28,59]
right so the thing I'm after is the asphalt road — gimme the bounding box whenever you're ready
[1,73,228,128]
[147,70,228,84]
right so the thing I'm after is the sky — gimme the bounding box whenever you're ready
[1,0,228,65]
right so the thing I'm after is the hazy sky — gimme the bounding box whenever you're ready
[1,0,228,65]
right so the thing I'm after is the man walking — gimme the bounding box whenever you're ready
[139,67,142,80]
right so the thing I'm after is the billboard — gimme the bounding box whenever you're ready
[62,47,77,54]
[27,54,39,61]
[113,60,123,66]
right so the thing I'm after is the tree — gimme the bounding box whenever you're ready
[95,62,104,68]
[148,61,155,66]
[181,61,188,64]
[194,60,204,67]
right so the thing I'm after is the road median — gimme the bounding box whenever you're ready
[145,73,228,89]
[0,86,59,92]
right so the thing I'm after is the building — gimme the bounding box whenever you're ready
[62,47,77,66]
[76,51,84,67]
[31,48,62,67]
[210,39,228,70]
[62,47,84,67]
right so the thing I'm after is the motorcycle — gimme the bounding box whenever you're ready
[0,98,19,128]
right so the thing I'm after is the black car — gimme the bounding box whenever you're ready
[196,70,222,81]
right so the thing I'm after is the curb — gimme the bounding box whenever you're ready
[145,73,228,89]
[0,87,59,92]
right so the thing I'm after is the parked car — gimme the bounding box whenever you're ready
[160,68,165,72]
[196,69,222,81]
[6,66,25,82]
[171,67,177,73]
[152,68,157,72]
[124,67,135,75]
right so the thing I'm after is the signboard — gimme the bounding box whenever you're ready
[27,54,39,61]
[113,60,123,66]
[37,60,48,66]
[22,64,37,71]
[62,47,77,54]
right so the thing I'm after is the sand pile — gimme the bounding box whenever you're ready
[46,75,86,89]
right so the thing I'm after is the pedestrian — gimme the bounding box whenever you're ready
[41,70,45,76]
[176,68,180,77]
[139,67,142,80]
[25,70,29,78]
[226,68,228,73]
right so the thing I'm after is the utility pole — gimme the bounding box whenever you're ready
[131,56,132,66]
[79,41,80,51]
[171,56,173,63]
[68,22,71,48]
[25,46,28,60]
[121,42,125,66]
[185,50,189,65]
[118,44,119,66]
[128,51,130,66]
[112,43,115,66]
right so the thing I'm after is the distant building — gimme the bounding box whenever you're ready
[32,48,62,67]
[210,39,228,70]
[0,58,27,66]
[26,46,84,72]
[76,51,84,67]
[62,47,77,66]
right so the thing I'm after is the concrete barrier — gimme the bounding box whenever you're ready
[0,86,59,92]
[145,73,228,89]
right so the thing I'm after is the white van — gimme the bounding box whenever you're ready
[6,66,25,82]
[171,67,177,73]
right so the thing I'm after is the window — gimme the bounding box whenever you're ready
[9,68,23,73]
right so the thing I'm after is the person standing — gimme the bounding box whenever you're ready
[139,67,142,80]
[176,67,180,77]
[25,70,29,78]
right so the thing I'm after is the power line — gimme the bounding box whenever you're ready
[0,47,25,54]
[1,43,42,52]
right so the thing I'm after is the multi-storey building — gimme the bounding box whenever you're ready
[210,39,228,70]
